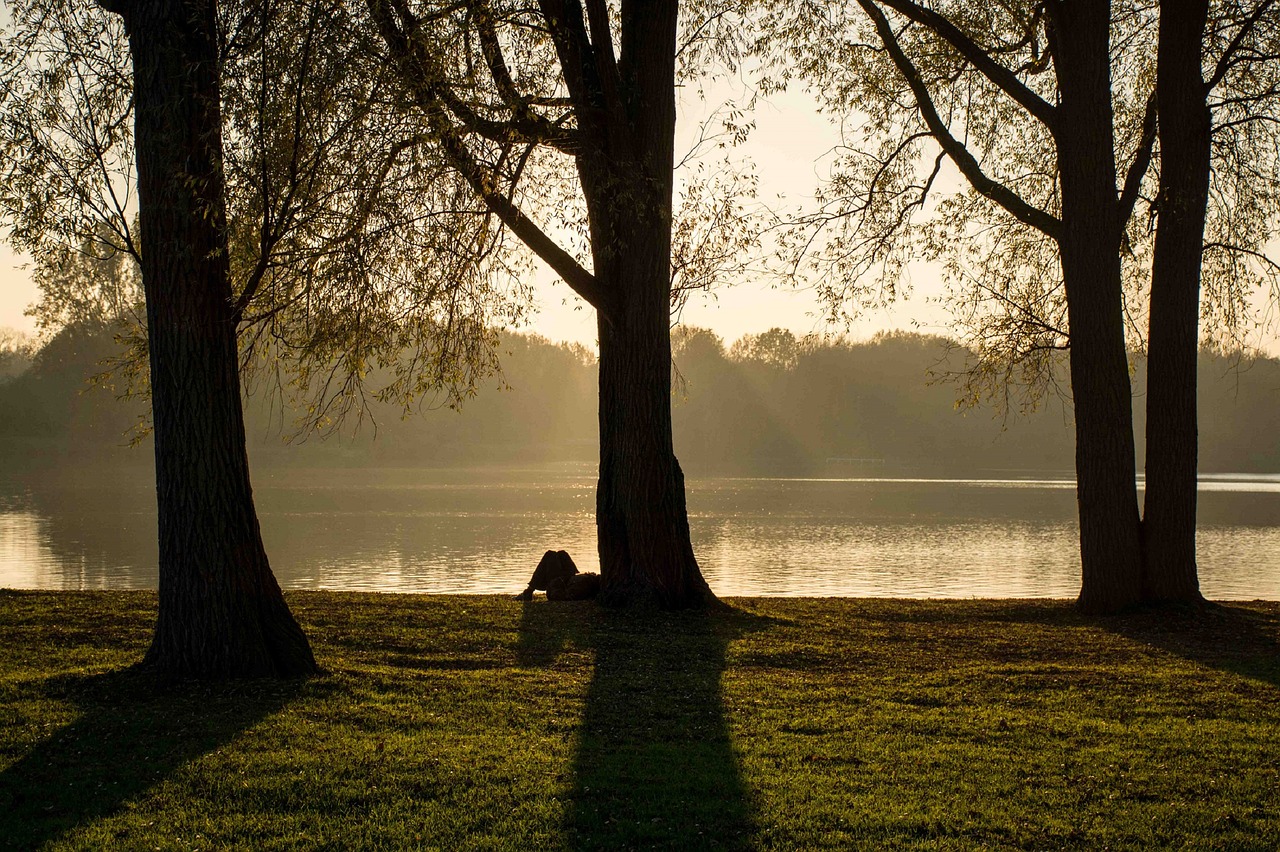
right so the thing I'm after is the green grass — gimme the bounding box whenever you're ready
[1,591,1278,850]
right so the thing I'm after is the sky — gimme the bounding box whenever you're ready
[1,85,1277,356]
[0,85,961,350]
[523,85,961,350]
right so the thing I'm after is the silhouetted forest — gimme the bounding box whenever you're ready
[1,322,1277,476]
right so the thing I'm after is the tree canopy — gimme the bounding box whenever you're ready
[0,0,532,434]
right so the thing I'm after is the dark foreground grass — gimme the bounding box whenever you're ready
[0,592,1278,850]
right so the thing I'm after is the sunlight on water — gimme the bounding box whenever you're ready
[0,512,52,588]
[2,470,1279,599]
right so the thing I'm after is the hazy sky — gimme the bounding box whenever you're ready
[528,85,961,349]
[0,85,939,347]
[1,83,1276,355]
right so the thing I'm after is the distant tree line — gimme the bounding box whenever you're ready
[4,322,1278,477]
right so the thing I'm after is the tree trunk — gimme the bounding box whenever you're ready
[577,1,713,608]
[1141,0,1210,603]
[1048,0,1145,614]
[117,0,317,677]
[593,224,714,609]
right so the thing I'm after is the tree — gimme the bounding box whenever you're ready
[95,0,317,676]
[2,0,531,671]
[767,0,1146,611]
[364,0,757,607]
[0,327,33,382]
[1142,0,1279,601]
[768,0,1280,612]
[1141,0,1214,603]
[729,327,805,371]
[2,0,529,432]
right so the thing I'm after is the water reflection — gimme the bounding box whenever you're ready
[2,469,1279,599]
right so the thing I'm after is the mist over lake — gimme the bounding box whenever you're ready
[4,466,1279,599]
[3,329,1280,600]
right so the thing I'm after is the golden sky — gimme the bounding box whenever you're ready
[1,86,1276,356]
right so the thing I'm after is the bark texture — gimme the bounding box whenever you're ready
[1048,0,1145,613]
[115,0,317,677]
[573,1,713,607]
[1141,0,1211,603]
[594,255,711,608]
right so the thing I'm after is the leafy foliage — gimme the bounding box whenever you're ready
[0,0,532,437]
[758,0,1280,409]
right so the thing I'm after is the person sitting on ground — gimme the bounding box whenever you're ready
[546,570,601,601]
[515,549,599,601]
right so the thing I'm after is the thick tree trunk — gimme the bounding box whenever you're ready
[594,230,714,608]
[1141,0,1210,603]
[577,1,713,608]
[1049,0,1145,614]
[118,0,317,677]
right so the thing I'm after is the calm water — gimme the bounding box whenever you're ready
[2,466,1279,599]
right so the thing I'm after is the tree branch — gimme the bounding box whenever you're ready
[1118,88,1157,230]
[469,0,522,106]
[365,0,612,318]
[371,0,578,153]
[466,0,580,152]
[536,0,598,117]
[433,75,579,154]
[876,0,1058,130]
[430,106,613,319]
[582,0,627,129]
[857,0,1062,239]
[1207,0,1277,91]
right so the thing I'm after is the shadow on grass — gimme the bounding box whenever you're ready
[517,602,762,851]
[865,598,1280,689]
[1097,602,1280,688]
[941,599,1280,688]
[0,667,303,850]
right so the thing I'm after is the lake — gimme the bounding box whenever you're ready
[2,466,1279,599]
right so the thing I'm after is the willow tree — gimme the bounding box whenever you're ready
[365,0,758,607]
[1,0,524,674]
[768,0,1280,612]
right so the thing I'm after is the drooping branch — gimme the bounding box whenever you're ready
[370,0,578,153]
[876,0,1058,130]
[1206,0,1277,91]
[430,98,612,318]
[857,0,1062,239]
[431,74,579,153]
[368,0,612,318]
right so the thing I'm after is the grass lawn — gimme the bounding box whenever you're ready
[0,591,1278,850]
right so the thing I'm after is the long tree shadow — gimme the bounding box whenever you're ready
[518,601,761,850]
[897,599,1280,688]
[1097,602,1280,688]
[0,666,304,849]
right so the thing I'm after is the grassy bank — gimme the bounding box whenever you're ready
[1,591,1277,850]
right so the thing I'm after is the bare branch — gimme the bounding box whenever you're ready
[876,0,1058,129]
[856,0,1062,239]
